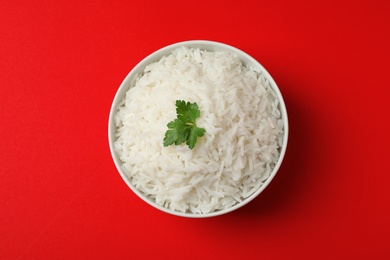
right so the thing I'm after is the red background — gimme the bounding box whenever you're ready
[1,0,389,259]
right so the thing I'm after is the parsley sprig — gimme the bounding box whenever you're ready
[163,100,206,149]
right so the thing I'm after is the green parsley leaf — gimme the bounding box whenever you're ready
[163,100,206,149]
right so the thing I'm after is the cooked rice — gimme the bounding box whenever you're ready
[114,46,284,214]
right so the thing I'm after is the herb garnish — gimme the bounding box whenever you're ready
[163,100,206,149]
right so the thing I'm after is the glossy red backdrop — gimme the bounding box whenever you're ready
[1,0,389,259]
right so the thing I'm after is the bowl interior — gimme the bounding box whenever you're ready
[108,40,288,218]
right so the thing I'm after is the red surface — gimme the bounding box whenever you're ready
[1,0,389,259]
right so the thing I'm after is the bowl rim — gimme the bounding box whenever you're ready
[108,40,289,218]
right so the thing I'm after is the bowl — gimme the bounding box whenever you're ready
[108,40,288,218]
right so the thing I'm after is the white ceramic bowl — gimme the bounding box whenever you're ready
[108,40,288,218]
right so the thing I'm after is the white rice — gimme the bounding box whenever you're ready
[114,46,284,214]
